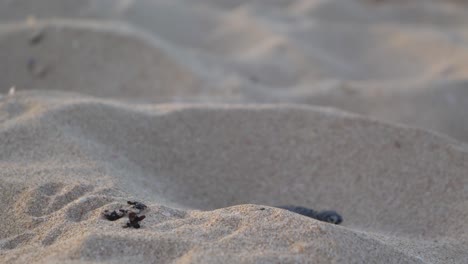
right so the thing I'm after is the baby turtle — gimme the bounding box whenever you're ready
[127,201,147,211]
[103,209,128,221]
[124,212,146,229]
[278,206,343,225]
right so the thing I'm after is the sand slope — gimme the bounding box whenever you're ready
[0,91,467,263]
[2,0,468,141]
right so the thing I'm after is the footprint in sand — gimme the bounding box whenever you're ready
[14,183,113,247]
[0,232,35,250]
[41,195,113,246]
[65,195,113,222]
[20,182,94,217]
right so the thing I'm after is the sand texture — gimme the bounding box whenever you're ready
[1,0,468,263]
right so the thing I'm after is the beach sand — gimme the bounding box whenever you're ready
[1,0,468,263]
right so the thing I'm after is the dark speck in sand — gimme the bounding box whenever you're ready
[27,58,51,78]
[29,29,45,45]
[394,141,401,149]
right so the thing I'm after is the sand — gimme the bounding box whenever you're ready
[1,0,468,263]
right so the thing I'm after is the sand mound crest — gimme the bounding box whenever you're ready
[1,92,467,241]
[0,20,204,101]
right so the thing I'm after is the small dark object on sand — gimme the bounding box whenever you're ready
[29,29,45,45]
[27,58,50,78]
[27,58,36,72]
[127,201,147,211]
[278,206,343,225]
[103,209,127,221]
[124,212,146,229]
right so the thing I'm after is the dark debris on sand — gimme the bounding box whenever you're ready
[102,201,147,228]
[124,212,146,229]
[103,209,128,221]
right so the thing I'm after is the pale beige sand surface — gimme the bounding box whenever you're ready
[1,91,468,263]
[2,0,468,141]
[1,0,468,263]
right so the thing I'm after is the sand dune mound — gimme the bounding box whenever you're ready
[1,91,467,263]
[301,80,468,143]
[0,21,207,101]
[2,1,468,141]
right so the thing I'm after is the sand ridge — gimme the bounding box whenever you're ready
[1,91,468,263]
[2,2,468,139]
